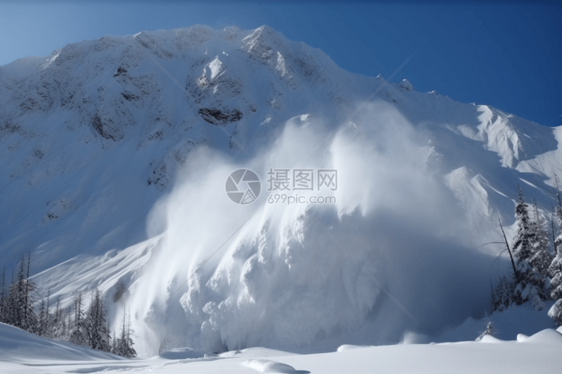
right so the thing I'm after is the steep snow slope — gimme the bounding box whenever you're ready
[0,25,561,355]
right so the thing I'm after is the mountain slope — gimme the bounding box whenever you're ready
[0,25,560,355]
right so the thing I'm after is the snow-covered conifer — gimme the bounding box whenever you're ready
[493,275,515,312]
[70,291,88,346]
[113,308,136,357]
[0,266,6,323]
[8,255,38,332]
[546,177,562,324]
[548,299,562,325]
[36,299,48,337]
[84,289,111,352]
[512,188,547,309]
[528,200,552,276]
[548,204,562,303]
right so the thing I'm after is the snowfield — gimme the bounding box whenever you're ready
[1,322,561,373]
[0,24,561,365]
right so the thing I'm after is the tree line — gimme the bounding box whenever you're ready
[0,257,136,358]
[492,178,562,325]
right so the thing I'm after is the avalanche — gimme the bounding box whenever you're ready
[0,25,561,357]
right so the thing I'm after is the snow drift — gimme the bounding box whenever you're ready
[0,323,120,362]
[2,324,561,373]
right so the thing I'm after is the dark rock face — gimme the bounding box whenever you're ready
[198,108,243,125]
[121,92,139,101]
[91,114,124,141]
[113,66,128,77]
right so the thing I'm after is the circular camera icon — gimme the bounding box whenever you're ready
[225,169,261,204]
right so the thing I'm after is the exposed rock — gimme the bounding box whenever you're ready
[91,114,124,141]
[198,108,243,125]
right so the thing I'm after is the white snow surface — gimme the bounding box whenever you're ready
[0,323,120,362]
[1,322,560,373]
[0,25,561,356]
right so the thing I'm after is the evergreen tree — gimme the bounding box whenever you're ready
[113,308,136,357]
[24,253,38,332]
[84,289,111,352]
[554,204,562,260]
[513,187,535,263]
[511,188,547,310]
[124,308,137,358]
[52,298,64,339]
[44,290,52,338]
[111,330,118,354]
[547,178,562,298]
[36,299,47,337]
[528,200,552,276]
[552,174,562,256]
[492,275,515,312]
[9,255,37,332]
[548,299,562,325]
[54,305,72,341]
[64,306,72,340]
[13,257,26,329]
[0,266,6,323]
[70,291,88,346]
[547,175,562,324]
[549,250,562,300]
[550,205,559,255]
[5,271,17,326]
[24,253,31,330]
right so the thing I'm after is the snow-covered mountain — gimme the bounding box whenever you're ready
[1,25,561,355]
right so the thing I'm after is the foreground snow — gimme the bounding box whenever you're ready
[1,323,560,373]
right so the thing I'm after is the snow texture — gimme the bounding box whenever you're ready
[1,322,561,373]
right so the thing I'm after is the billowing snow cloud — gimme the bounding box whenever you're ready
[132,102,495,354]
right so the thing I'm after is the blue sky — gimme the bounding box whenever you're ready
[0,0,560,127]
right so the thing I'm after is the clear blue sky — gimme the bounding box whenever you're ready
[1,0,560,127]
